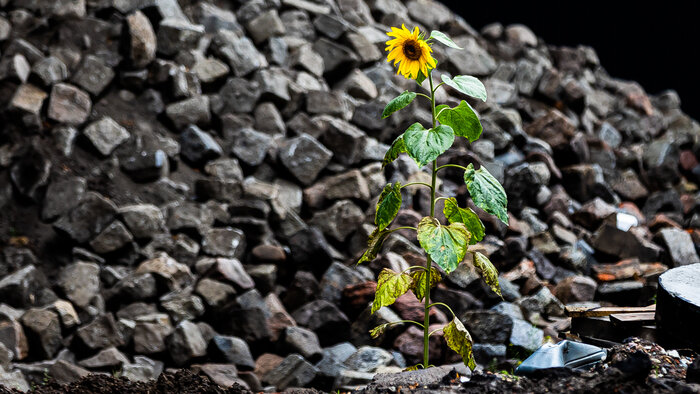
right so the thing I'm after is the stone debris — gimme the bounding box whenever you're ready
[0,0,698,392]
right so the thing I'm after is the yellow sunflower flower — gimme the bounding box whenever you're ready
[385,24,437,80]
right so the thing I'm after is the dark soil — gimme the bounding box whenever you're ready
[0,370,252,394]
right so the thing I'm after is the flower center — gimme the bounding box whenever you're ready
[402,40,422,61]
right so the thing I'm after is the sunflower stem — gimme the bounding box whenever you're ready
[422,71,438,369]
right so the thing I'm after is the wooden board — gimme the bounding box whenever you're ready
[609,312,656,326]
[565,304,655,318]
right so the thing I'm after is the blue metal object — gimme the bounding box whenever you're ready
[514,340,607,375]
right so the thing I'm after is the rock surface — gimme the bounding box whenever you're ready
[0,0,697,392]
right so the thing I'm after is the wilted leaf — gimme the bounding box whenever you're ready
[403,123,455,167]
[443,317,476,371]
[369,323,391,338]
[371,268,413,313]
[472,252,502,298]
[404,365,421,371]
[417,217,471,274]
[383,134,406,168]
[429,30,462,49]
[410,267,442,301]
[443,197,484,244]
[436,101,482,143]
[382,91,417,119]
[357,228,391,265]
[375,182,402,231]
[464,163,508,224]
[441,74,487,101]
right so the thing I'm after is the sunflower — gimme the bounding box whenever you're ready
[385,24,437,80]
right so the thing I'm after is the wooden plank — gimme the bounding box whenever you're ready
[610,312,656,325]
[565,304,655,318]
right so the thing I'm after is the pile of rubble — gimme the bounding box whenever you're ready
[0,0,698,391]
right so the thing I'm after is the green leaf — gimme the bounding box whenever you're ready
[371,268,413,313]
[417,217,471,274]
[382,134,406,168]
[375,182,402,231]
[443,197,485,244]
[357,228,391,265]
[404,365,421,371]
[443,317,476,371]
[436,101,482,143]
[429,30,462,49]
[410,267,441,301]
[441,74,487,102]
[463,163,509,224]
[403,123,455,168]
[369,323,391,339]
[472,252,502,298]
[416,70,427,86]
[382,91,417,119]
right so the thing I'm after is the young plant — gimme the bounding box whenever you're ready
[357,24,509,370]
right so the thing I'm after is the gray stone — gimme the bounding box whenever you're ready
[71,55,115,96]
[255,68,290,103]
[313,38,359,74]
[658,227,700,267]
[509,318,543,353]
[279,134,333,185]
[214,77,260,114]
[246,10,285,44]
[133,318,172,354]
[166,95,211,130]
[446,36,497,76]
[160,290,205,323]
[179,125,222,166]
[462,311,513,344]
[83,117,130,156]
[212,34,264,77]
[197,257,254,291]
[292,299,351,346]
[310,199,365,242]
[75,314,125,351]
[8,84,47,120]
[406,0,452,28]
[347,31,383,64]
[230,128,274,166]
[52,126,78,156]
[78,347,129,369]
[344,346,393,372]
[47,83,92,125]
[121,355,164,382]
[0,54,30,82]
[193,364,246,388]
[166,320,207,366]
[284,326,322,362]
[20,308,62,358]
[136,253,195,291]
[0,369,29,392]
[119,204,166,239]
[192,57,229,84]
[337,69,378,100]
[126,11,157,68]
[195,278,236,309]
[0,265,51,309]
[211,335,255,370]
[188,2,241,34]
[306,90,348,118]
[53,192,117,243]
[319,117,366,165]
[156,18,205,56]
[31,56,67,87]
[254,102,286,135]
[57,261,100,308]
[41,176,86,221]
[202,228,246,259]
[263,353,318,391]
[290,44,325,77]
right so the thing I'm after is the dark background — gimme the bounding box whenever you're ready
[439,1,700,120]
